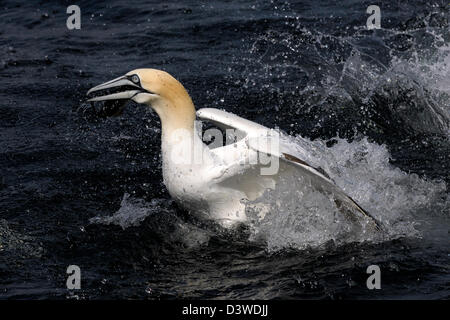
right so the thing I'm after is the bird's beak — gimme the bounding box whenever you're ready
[86,76,144,102]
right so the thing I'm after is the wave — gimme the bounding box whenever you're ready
[246,136,448,251]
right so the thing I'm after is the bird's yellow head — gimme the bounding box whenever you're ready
[87,68,196,132]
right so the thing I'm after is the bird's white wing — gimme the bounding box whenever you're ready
[196,108,382,231]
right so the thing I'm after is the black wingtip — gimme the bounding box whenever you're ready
[349,196,384,232]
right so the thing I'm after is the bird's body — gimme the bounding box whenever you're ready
[159,123,249,226]
[87,68,382,231]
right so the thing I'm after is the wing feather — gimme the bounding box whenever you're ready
[197,108,382,231]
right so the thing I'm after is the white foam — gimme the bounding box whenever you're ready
[89,193,162,229]
[90,193,212,247]
[246,136,448,251]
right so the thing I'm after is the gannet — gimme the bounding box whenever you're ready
[87,68,381,230]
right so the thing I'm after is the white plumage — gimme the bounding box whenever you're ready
[87,68,381,231]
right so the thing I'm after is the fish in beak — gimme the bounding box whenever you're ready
[86,74,148,117]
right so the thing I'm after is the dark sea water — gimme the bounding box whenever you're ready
[0,0,449,299]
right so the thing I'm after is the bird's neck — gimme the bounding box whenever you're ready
[152,98,209,172]
[152,97,196,136]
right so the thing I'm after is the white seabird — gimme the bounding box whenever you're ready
[87,68,381,230]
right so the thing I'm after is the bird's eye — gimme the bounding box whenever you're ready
[131,75,140,84]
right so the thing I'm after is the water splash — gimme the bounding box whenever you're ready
[246,136,448,251]
[89,193,164,229]
[89,193,212,247]
[228,7,450,138]
[89,135,447,252]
